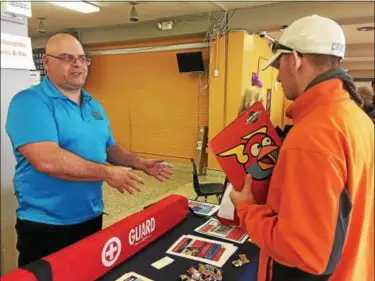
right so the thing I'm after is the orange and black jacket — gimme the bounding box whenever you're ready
[236,78,374,281]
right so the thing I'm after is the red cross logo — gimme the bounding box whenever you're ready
[101,237,122,267]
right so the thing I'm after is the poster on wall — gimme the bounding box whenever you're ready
[1,33,36,70]
[266,88,272,116]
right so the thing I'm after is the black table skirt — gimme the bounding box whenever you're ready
[97,213,259,281]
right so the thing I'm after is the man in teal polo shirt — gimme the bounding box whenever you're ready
[5,33,173,267]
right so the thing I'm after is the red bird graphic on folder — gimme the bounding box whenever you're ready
[208,102,281,204]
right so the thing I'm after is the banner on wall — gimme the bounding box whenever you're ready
[1,33,36,70]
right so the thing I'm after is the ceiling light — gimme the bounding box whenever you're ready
[129,3,139,23]
[48,1,100,14]
[157,21,173,31]
[357,26,374,31]
[37,18,46,33]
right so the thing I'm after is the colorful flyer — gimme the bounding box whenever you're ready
[188,200,220,216]
[208,102,281,204]
[166,234,237,267]
[194,218,249,244]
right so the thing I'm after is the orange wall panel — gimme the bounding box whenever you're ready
[84,39,209,162]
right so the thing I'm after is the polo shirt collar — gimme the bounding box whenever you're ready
[41,75,92,102]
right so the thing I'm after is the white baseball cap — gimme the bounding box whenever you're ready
[261,14,346,70]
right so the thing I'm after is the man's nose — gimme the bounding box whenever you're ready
[276,73,281,82]
[72,57,84,67]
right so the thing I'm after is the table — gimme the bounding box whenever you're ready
[97,213,260,281]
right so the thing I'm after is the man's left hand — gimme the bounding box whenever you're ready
[230,174,256,206]
[140,159,173,182]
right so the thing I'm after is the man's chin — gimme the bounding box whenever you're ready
[67,81,86,90]
[284,92,298,101]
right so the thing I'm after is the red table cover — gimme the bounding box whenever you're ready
[2,194,188,281]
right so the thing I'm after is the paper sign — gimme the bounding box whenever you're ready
[1,33,35,70]
[30,70,41,86]
[1,1,32,18]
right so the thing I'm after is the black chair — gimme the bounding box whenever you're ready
[190,158,224,202]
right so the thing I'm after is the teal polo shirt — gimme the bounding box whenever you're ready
[5,76,116,225]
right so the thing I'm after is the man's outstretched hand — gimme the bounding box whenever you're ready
[139,159,174,182]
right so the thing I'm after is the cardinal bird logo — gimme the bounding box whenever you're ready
[217,126,279,181]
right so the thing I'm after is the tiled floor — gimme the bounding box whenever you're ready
[102,162,225,228]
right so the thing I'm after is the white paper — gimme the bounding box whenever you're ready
[188,200,220,216]
[115,272,154,281]
[217,183,235,220]
[195,218,248,244]
[30,70,41,86]
[1,1,32,18]
[1,33,35,70]
[151,256,174,270]
[166,234,237,267]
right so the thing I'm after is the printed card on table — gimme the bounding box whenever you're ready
[194,218,249,244]
[188,200,220,216]
[166,234,237,267]
[208,102,281,204]
[115,272,154,281]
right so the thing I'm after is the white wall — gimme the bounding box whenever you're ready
[1,18,31,275]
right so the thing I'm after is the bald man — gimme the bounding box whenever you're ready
[5,33,173,267]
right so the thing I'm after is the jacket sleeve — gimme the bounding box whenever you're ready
[236,148,350,275]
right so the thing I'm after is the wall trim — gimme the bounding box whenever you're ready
[86,42,209,56]
[354,77,374,82]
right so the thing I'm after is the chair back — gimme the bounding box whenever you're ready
[190,158,201,194]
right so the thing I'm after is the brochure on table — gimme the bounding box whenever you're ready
[166,234,237,268]
[188,200,220,217]
[195,218,249,244]
[115,272,154,281]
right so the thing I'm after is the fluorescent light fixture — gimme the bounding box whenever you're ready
[48,1,100,14]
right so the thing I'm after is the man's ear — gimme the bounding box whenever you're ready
[42,54,48,70]
[291,50,302,73]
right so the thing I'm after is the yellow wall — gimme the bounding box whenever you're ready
[207,32,286,169]
[207,35,227,169]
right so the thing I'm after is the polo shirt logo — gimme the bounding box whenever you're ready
[91,111,103,120]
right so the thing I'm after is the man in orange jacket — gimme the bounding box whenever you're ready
[230,14,374,281]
